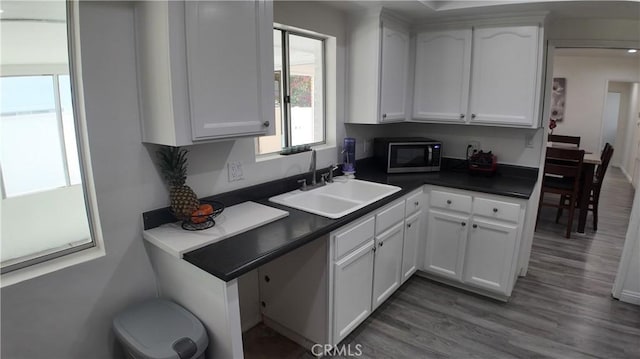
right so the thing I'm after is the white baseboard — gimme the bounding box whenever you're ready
[619,166,633,184]
[619,290,640,305]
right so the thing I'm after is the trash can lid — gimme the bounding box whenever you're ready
[113,299,208,359]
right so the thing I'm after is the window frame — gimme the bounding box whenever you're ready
[0,73,77,199]
[0,1,104,282]
[260,27,326,154]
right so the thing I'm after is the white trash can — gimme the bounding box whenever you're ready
[113,299,208,359]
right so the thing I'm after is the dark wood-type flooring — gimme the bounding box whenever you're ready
[244,168,640,358]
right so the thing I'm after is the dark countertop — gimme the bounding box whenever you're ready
[181,159,538,282]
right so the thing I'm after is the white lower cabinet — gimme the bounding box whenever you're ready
[401,210,421,283]
[463,218,518,293]
[331,190,422,344]
[424,209,468,281]
[423,187,525,298]
[372,222,404,309]
[332,218,375,345]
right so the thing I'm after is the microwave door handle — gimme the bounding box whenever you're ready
[427,147,433,164]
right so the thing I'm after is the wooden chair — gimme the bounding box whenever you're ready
[537,147,585,238]
[548,134,581,147]
[590,143,614,230]
[556,143,614,231]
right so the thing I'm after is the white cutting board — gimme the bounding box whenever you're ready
[143,201,289,258]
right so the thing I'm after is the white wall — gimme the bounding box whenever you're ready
[347,123,544,167]
[1,2,347,358]
[613,177,640,305]
[622,83,640,184]
[607,82,633,167]
[552,54,640,154]
[1,3,159,358]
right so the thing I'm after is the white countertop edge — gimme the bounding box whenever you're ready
[143,202,289,258]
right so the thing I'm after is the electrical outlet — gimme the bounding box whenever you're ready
[227,161,244,182]
[525,133,535,148]
[468,140,481,154]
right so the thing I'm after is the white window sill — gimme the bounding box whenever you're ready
[256,143,336,163]
[1,245,105,288]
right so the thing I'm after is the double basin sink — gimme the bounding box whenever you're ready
[269,178,401,219]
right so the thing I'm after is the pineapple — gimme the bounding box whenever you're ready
[157,146,200,221]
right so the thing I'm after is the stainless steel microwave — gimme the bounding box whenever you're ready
[373,137,442,173]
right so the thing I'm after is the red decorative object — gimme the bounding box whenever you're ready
[549,119,557,134]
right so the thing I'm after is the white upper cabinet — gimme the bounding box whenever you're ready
[411,19,544,128]
[347,10,410,124]
[468,26,540,127]
[135,1,274,146]
[380,24,410,122]
[413,29,472,123]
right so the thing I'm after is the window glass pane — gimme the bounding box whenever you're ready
[288,34,324,146]
[1,76,67,196]
[256,29,285,155]
[1,1,93,272]
[59,74,82,185]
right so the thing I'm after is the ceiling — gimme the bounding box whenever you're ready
[555,48,640,58]
[323,0,640,22]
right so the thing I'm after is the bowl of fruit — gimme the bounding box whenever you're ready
[180,200,225,231]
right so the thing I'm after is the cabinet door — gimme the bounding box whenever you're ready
[185,1,273,140]
[468,26,539,127]
[372,222,404,310]
[401,211,421,283]
[333,240,375,344]
[413,30,472,123]
[380,24,410,122]
[424,209,469,281]
[463,218,518,295]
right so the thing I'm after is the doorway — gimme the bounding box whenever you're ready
[535,45,640,305]
[603,81,639,171]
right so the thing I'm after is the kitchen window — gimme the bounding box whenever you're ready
[256,28,325,155]
[0,0,103,281]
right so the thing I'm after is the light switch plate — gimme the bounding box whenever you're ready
[227,161,244,182]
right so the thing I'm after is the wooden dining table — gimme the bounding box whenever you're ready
[547,143,602,233]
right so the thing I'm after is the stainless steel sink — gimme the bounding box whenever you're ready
[269,178,401,219]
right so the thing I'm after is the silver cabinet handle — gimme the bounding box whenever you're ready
[460,114,465,119]
[472,224,478,228]
[461,222,466,227]
[471,114,477,119]
[407,223,412,228]
[493,208,498,213]
[447,200,452,205]
[414,201,419,206]
[382,113,387,119]
[263,121,270,127]
[379,241,384,247]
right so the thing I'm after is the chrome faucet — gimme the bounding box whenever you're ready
[298,150,327,191]
[309,149,317,186]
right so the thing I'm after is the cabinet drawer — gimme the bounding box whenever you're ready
[334,217,375,260]
[430,190,472,213]
[404,190,423,217]
[375,200,405,235]
[473,198,520,223]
